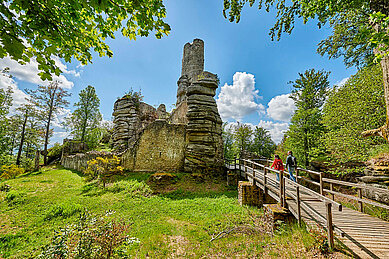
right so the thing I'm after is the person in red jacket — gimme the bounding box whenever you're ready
[270,154,284,181]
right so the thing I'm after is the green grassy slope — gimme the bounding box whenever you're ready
[0,167,339,258]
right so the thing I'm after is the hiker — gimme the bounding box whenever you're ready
[270,154,284,181]
[285,151,297,182]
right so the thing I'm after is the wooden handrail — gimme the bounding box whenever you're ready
[323,177,389,194]
[284,177,342,211]
[324,188,389,210]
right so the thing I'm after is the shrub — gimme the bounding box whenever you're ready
[0,164,25,180]
[44,203,84,220]
[0,182,10,192]
[108,180,152,197]
[5,190,26,205]
[38,211,138,259]
[85,156,124,188]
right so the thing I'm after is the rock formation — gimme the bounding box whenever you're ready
[112,97,166,152]
[179,40,223,174]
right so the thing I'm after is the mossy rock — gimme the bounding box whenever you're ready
[148,173,176,185]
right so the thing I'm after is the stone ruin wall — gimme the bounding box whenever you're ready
[121,120,186,172]
[62,39,223,174]
[61,151,113,172]
[112,97,168,152]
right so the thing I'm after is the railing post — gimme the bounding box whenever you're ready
[320,173,324,195]
[264,167,268,197]
[253,162,256,186]
[244,160,247,177]
[295,168,299,184]
[296,186,301,226]
[358,188,363,212]
[283,177,287,208]
[279,170,284,207]
[325,202,334,251]
[234,157,237,170]
[330,183,334,200]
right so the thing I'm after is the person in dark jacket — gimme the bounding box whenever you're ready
[270,154,284,181]
[285,151,297,182]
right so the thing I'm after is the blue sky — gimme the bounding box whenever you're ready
[0,0,356,144]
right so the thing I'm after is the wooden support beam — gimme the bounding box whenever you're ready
[283,177,286,208]
[296,186,301,226]
[326,202,335,251]
[330,183,334,201]
[279,171,284,207]
[264,167,268,197]
[358,188,363,212]
[320,173,324,196]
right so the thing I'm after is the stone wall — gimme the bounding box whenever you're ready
[112,96,167,152]
[170,101,188,124]
[61,151,113,172]
[122,120,186,172]
[181,39,204,82]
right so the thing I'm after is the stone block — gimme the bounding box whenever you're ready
[263,204,295,229]
[238,181,263,207]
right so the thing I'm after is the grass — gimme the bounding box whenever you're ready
[0,166,344,258]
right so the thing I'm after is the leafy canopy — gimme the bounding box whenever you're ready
[322,65,386,162]
[0,0,171,80]
[223,0,389,65]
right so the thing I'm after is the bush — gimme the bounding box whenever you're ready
[5,190,26,205]
[38,211,138,259]
[85,156,124,188]
[108,180,152,197]
[0,164,25,180]
[0,182,10,192]
[44,203,84,220]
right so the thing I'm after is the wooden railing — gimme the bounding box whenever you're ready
[226,158,343,249]
[248,158,389,212]
[226,157,389,250]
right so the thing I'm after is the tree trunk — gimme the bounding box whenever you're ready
[16,111,28,165]
[43,109,53,166]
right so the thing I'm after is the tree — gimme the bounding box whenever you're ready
[233,122,253,157]
[285,69,329,167]
[323,65,386,162]
[27,81,71,165]
[250,126,276,158]
[0,86,13,164]
[14,104,36,165]
[67,85,102,147]
[0,0,170,80]
[223,0,389,142]
[222,122,235,160]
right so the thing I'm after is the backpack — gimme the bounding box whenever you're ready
[291,156,297,167]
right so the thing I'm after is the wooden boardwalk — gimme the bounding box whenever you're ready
[227,159,389,258]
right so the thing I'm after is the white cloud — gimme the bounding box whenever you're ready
[267,94,296,122]
[216,72,265,121]
[258,120,289,144]
[0,72,30,110]
[0,57,79,89]
[335,77,349,87]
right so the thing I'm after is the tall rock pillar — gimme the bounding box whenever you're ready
[180,40,223,175]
